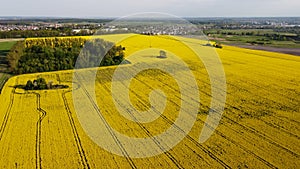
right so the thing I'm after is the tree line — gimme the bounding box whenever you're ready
[14,77,69,90]
[7,38,125,74]
[0,29,94,39]
[205,29,300,41]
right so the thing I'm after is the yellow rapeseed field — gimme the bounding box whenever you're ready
[0,34,299,168]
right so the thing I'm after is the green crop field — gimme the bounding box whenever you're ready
[206,29,300,49]
[0,41,17,56]
[0,41,16,92]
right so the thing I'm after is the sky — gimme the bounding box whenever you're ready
[0,0,299,18]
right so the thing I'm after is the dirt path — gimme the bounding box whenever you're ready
[0,38,24,43]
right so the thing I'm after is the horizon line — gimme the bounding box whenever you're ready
[0,15,300,19]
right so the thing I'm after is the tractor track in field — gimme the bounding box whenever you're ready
[197,117,279,169]
[111,66,284,168]
[220,77,300,141]
[233,105,300,140]
[0,88,15,141]
[125,77,277,169]
[223,107,299,157]
[74,73,137,169]
[33,92,47,169]
[178,76,300,157]
[0,77,18,141]
[111,65,290,168]
[101,87,185,169]
[187,63,298,140]
[99,71,231,169]
[224,82,300,128]
[0,77,46,168]
[205,75,300,138]
[74,51,297,168]
[156,70,300,158]
[213,75,300,141]
[161,64,300,139]
[231,74,300,106]
[197,85,300,158]
[115,92,230,169]
[225,77,300,130]
[275,115,300,125]
[123,113,185,169]
[214,48,300,104]
[62,90,90,169]
[134,91,278,168]
[56,73,90,169]
[127,62,299,138]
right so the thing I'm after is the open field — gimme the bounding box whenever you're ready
[0,41,16,92]
[0,34,299,168]
[0,41,16,65]
[206,28,300,54]
[209,36,300,56]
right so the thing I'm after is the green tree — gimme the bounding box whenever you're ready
[25,80,34,90]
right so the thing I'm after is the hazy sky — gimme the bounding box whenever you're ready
[1,0,299,17]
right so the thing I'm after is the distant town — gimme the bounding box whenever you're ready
[0,17,299,34]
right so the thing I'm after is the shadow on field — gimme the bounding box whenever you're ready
[0,49,10,56]
[0,50,9,73]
